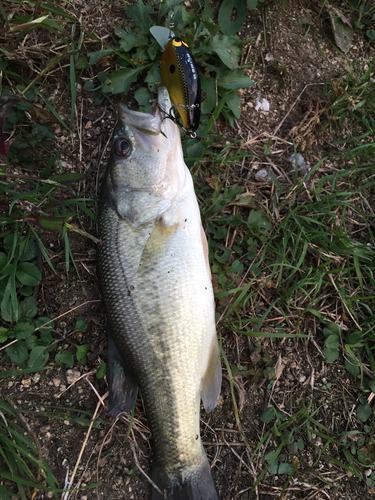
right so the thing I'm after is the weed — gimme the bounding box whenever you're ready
[0,400,59,499]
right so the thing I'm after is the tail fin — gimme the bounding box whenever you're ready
[151,458,218,500]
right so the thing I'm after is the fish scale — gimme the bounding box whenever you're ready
[97,87,221,500]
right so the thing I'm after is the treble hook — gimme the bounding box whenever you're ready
[158,103,198,139]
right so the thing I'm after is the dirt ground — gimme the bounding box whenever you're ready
[1,1,374,499]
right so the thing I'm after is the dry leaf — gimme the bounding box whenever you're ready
[274,354,285,382]
[228,192,255,207]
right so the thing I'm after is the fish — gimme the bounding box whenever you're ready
[97,86,221,500]
[160,37,201,134]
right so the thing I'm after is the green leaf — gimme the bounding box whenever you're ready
[356,404,372,422]
[325,334,339,349]
[218,0,246,36]
[217,71,254,90]
[102,66,146,94]
[202,35,242,69]
[49,173,85,183]
[6,341,29,366]
[35,317,54,334]
[218,273,227,287]
[268,464,278,474]
[14,322,35,340]
[76,56,89,69]
[324,322,340,335]
[89,49,114,65]
[260,407,276,422]
[25,335,38,350]
[134,87,153,106]
[248,210,272,234]
[214,245,231,263]
[15,262,41,287]
[0,327,9,343]
[75,315,88,331]
[297,438,305,450]
[345,358,360,377]
[367,29,375,40]
[201,76,216,114]
[55,350,74,367]
[19,286,33,297]
[124,0,153,33]
[117,27,143,52]
[28,346,49,368]
[96,362,107,379]
[18,240,37,262]
[227,259,244,274]
[19,297,38,319]
[278,462,291,474]
[76,344,89,365]
[247,0,258,9]
[323,348,339,363]
[225,90,241,118]
[0,251,8,271]
[265,451,278,464]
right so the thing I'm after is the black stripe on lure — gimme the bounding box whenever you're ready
[160,37,201,137]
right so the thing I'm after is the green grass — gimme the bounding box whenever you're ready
[0,400,58,499]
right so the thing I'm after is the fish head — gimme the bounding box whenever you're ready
[103,87,186,227]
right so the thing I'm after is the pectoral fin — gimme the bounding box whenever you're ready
[201,338,222,412]
[107,333,138,418]
[138,219,178,276]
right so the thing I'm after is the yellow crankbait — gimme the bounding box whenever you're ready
[160,37,201,134]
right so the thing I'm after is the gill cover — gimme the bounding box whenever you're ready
[160,37,201,133]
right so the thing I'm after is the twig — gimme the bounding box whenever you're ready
[56,368,98,398]
[61,397,103,500]
[130,442,165,498]
[85,378,107,408]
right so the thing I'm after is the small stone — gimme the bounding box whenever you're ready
[21,378,31,388]
[298,374,307,384]
[255,169,270,182]
[85,121,92,130]
[59,385,67,392]
[8,381,13,388]
[63,420,70,426]
[47,491,55,498]
[255,98,270,112]
[288,153,308,175]
[52,378,61,387]
[66,369,81,385]
[32,373,41,383]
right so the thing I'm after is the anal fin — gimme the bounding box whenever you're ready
[201,338,222,413]
[107,333,138,418]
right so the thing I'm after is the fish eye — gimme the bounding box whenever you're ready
[114,138,131,156]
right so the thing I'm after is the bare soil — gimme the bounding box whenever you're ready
[1,1,374,500]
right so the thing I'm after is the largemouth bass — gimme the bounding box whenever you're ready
[97,86,222,500]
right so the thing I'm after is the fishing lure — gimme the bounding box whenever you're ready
[160,37,201,136]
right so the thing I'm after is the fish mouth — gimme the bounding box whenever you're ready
[118,86,172,137]
[153,86,172,119]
